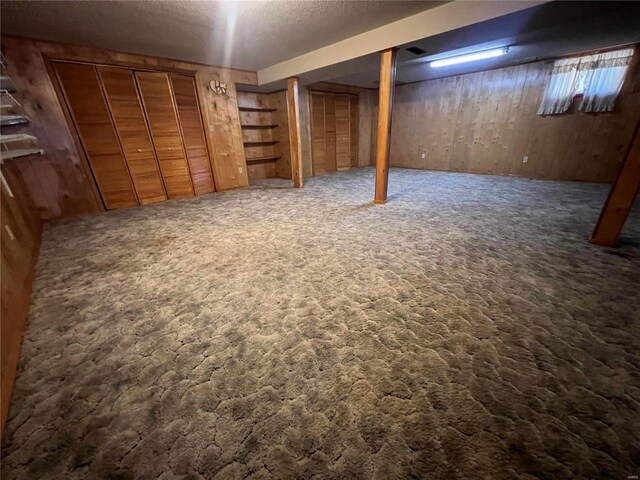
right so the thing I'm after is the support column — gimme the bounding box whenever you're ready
[287,77,304,188]
[590,121,640,247]
[374,48,397,204]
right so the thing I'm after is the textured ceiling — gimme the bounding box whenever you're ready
[0,0,441,71]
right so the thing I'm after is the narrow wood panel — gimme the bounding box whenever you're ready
[287,77,304,188]
[590,120,640,247]
[54,61,138,209]
[324,94,337,173]
[266,90,292,180]
[170,74,215,195]
[1,160,41,440]
[310,93,327,175]
[135,71,194,199]
[335,94,351,171]
[349,94,359,167]
[98,66,167,205]
[390,51,640,182]
[375,48,397,204]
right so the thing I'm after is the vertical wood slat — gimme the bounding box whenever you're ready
[590,120,640,247]
[335,94,351,171]
[287,78,304,188]
[170,74,216,195]
[374,48,397,204]
[53,61,139,209]
[135,71,195,199]
[97,66,167,205]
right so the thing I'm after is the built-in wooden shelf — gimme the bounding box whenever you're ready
[241,124,278,130]
[246,156,280,165]
[238,106,277,112]
[0,148,43,161]
[244,141,280,147]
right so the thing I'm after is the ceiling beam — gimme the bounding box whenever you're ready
[257,0,548,85]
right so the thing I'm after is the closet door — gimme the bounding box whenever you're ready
[98,66,167,205]
[135,71,194,199]
[169,74,215,195]
[54,62,138,209]
[349,95,359,167]
[334,94,351,171]
[311,93,328,175]
[324,95,337,172]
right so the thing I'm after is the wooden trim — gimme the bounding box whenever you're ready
[194,71,222,191]
[374,48,397,204]
[589,119,640,247]
[287,78,304,188]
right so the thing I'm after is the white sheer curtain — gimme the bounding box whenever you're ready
[579,48,634,113]
[537,57,581,115]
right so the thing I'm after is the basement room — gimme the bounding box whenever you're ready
[1,1,639,478]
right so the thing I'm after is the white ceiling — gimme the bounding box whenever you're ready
[0,0,441,71]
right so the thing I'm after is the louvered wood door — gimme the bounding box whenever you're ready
[170,74,215,194]
[54,62,138,209]
[324,94,337,172]
[334,94,351,171]
[310,93,328,175]
[98,66,167,205]
[135,71,194,199]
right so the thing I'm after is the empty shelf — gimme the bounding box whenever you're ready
[1,115,29,126]
[238,106,277,112]
[241,124,278,129]
[0,134,37,144]
[243,141,280,147]
[0,148,43,161]
[246,156,280,164]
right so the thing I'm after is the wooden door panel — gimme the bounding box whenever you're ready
[170,74,215,195]
[349,95,358,167]
[135,71,194,199]
[53,62,138,209]
[98,66,167,205]
[310,93,328,174]
[335,94,351,170]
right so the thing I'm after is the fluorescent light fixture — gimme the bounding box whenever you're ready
[430,47,509,68]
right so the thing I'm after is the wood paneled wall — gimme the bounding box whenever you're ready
[0,36,256,220]
[390,52,640,182]
[1,160,42,440]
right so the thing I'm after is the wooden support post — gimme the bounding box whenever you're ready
[590,120,640,247]
[374,48,397,204]
[287,77,304,188]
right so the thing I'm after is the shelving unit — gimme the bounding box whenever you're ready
[238,92,288,181]
[0,57,43,166]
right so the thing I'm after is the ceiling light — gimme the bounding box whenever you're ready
[430,47,509,68]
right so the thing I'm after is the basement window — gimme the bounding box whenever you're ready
[538,47,634,115]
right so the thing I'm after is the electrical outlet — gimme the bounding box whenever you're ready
[421,152,426,159]
[239,167,244,174]
[523,156,529,163]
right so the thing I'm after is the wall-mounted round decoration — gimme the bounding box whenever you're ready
[209,80,227,95]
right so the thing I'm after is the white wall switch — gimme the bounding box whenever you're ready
[523,156,529,163]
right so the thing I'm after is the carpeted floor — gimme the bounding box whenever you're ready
[2,167,640,480]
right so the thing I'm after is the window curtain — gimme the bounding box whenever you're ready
[537,57,581,115]
[579,48,634,113]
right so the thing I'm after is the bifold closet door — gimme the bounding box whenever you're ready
[334,94,351,171]
[54,62,138,209]
[98,66,167,205]
[170,74,215,195]
[311,93,329,175]
[135,71,194,199]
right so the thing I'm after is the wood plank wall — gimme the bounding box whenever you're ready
[390,52,640,182]
[1,160,42,440]
[0,36,256,220]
